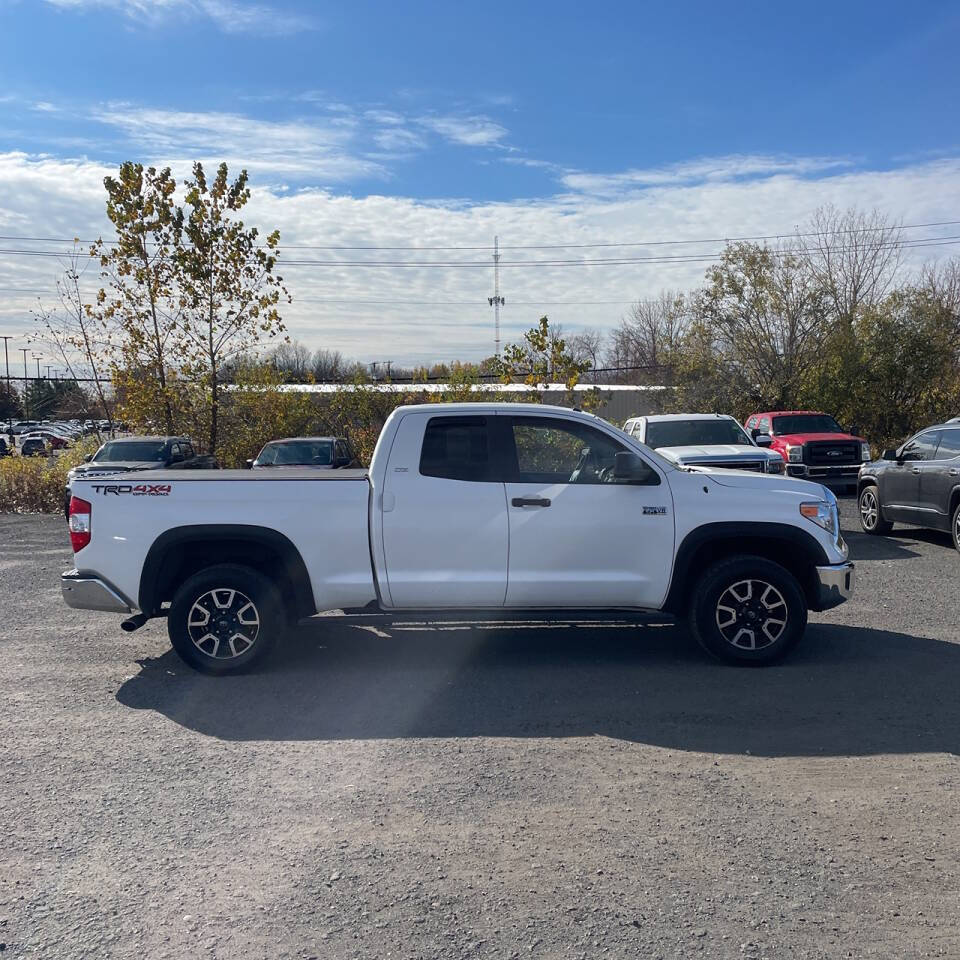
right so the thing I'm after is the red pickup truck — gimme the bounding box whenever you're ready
[745,410,871,488]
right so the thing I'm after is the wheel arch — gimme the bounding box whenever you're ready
[663,522,829,615]
[139,524,316,621]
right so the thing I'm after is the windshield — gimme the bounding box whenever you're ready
[645,419,751,448]
[772,414,843,435]
[94,441,169,462]
[256,440,334,466]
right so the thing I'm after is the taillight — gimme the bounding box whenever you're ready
[68,496,91,552]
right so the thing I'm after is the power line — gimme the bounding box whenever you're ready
[0,234,958,268]
[0,218,957,252]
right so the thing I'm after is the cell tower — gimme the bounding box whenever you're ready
[487,235,505,356]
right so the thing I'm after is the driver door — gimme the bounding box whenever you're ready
[882,430,940,523]
[501,414,673,608]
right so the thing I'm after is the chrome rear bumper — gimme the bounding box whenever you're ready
[61,569,133,614]
[814,561,855,611]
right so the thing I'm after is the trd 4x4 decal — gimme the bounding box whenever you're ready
[90,483,172,497]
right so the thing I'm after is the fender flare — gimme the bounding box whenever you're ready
[138,524,315,618]
[663,521,831,614]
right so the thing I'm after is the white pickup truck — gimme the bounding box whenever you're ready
[61,403,854,674]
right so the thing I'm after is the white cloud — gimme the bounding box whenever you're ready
[417,114,508,147]
[1,151,959,367]
[560,154,857,196]
[91,105,383,181]
[42,0,316,35]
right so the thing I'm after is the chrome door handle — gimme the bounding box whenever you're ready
[950,468,959,477]
[911,467,921,474]
[511,497,551,508]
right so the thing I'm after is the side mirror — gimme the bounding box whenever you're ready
[614,451,659,485]
[881,448,900,462]
[849,424,861,437]
[83,454,93,462]
[245,459,254,469]
[333,456,350,468]
[754,433,772,447]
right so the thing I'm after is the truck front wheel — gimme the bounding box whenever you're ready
[688,555,807,665]
[167,563,283,674]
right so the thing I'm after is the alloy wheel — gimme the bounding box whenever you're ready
[187,588,260,660]
[715,579,788,651]
[859,488,879,530]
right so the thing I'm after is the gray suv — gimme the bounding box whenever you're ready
[857,423,960,551]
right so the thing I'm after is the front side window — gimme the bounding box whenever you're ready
[900,431,941,462]
[260,441,334,466]
[419,417,495,482]
[508,417,629,484]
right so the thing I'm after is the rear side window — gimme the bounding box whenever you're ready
[935,428,960,459]
[419,417,495,482]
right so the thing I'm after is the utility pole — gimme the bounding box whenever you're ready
[487,235,505,357]
[20,348,28,418]
[0,335,11,431]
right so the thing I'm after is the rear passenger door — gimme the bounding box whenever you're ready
[379,412,509,608]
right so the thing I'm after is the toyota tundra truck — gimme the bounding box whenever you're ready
[61,403,854,674]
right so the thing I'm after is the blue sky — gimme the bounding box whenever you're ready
[0,0,959,363]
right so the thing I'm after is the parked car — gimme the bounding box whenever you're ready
[62,402,853,674]
[623,414,784,474]
[64,436,217,517]
[20,437,49,457]
[857,421,960,551]
[21,430,69,450]
[0,437,9,457]
[247,436,356,469]
[745,410,870,489]
[10,420,41,436]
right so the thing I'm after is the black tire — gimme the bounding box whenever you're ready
[687,555,808,666]
[167,563,283,675]
[952,501,960,554]
[858,483,893,535]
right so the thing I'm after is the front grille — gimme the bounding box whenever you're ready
[688,460,767,472]
[805,441,859,466]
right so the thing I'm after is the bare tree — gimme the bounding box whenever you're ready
[919,256,960,320]
[270,340,313,380]
[606,291,689,383]
[567,330,605,381]
[311,348,354,382]
[804,205,904,327]
[33,244,115,437]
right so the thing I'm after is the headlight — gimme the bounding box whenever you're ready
[800,500,838,537]
[860,442,871,462]
[766,458,784,474]
[787,445,803,463]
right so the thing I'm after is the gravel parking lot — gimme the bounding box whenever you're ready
[2,498,959,959]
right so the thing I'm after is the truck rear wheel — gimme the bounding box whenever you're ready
[167,563,283,675]
[688,555,807,665]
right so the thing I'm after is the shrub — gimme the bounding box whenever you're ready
[0,439,99,513]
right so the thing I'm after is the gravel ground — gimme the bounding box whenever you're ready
[1,499,959,959]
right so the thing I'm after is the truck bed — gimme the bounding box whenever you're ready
[69,468,377,614]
